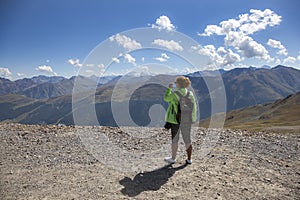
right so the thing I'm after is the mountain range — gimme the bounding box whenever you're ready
[0,65,299,126]
[0,75,116,99]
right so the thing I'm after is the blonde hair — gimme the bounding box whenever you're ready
[175,76,191,88]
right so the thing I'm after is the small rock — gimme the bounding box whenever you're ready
[20,131,30,137]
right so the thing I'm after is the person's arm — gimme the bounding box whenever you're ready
[164,84,177,102]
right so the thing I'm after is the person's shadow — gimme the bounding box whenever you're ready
[119,163,188,197]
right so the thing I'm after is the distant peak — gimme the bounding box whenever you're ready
[272,65,299,71]
[273,65,288,69]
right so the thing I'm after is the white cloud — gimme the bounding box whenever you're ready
[154,57,166,62]
[0,67,12,79]
[97,64,105,70]
[141,57,145,62]
[195,45,223,65]
[298,52,300,61]
[200,9,281,36]
[125,66,153,77]
[223,49,242,66]
[283,56,297,64]
[267,39,288,56]
[97,64,105,74]
[192,45,241,67]
[68,58,82,67]
[217,47,228,55]
[17,73,25,77]
[161,53,170,59]
[182,67,198,74]
[109,34,142,51]
[275,58,281,65]
[123,53,136,66]
[85,70,94,74]
[138,66,149,71]
[36,65,57,76]
[277,49,288,56]
[85,64,94,67]
[152,39,183,51]
[154,53,170,62]
[151,15,176,31]
[84,64,106,76]
[224,32,271,60]
[112,57,120,63]
[267,39,285,49]
[199,25,223,36]
[199,9,281,62]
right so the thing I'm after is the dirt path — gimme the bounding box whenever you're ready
[0,124,299,199]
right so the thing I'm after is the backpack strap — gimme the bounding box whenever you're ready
[174,91,183,98]
[186,91,190,97]
[175,90,190,98]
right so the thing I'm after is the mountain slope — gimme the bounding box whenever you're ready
[222,66,300,110]
[200,92,300,129]
[0,94,44,121]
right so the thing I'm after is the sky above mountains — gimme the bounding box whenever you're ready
[0,0,300,80]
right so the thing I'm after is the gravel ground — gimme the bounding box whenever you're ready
[0,123,299,199]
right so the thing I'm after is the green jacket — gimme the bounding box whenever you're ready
[164,87,197,124]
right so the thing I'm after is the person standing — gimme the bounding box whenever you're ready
[164,76,197,164]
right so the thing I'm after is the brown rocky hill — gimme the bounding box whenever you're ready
[200,92,300,130]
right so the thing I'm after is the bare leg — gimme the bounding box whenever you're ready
[172,143,178,160]
[186,143,192,160]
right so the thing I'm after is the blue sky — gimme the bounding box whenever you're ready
[0,0,299,79]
